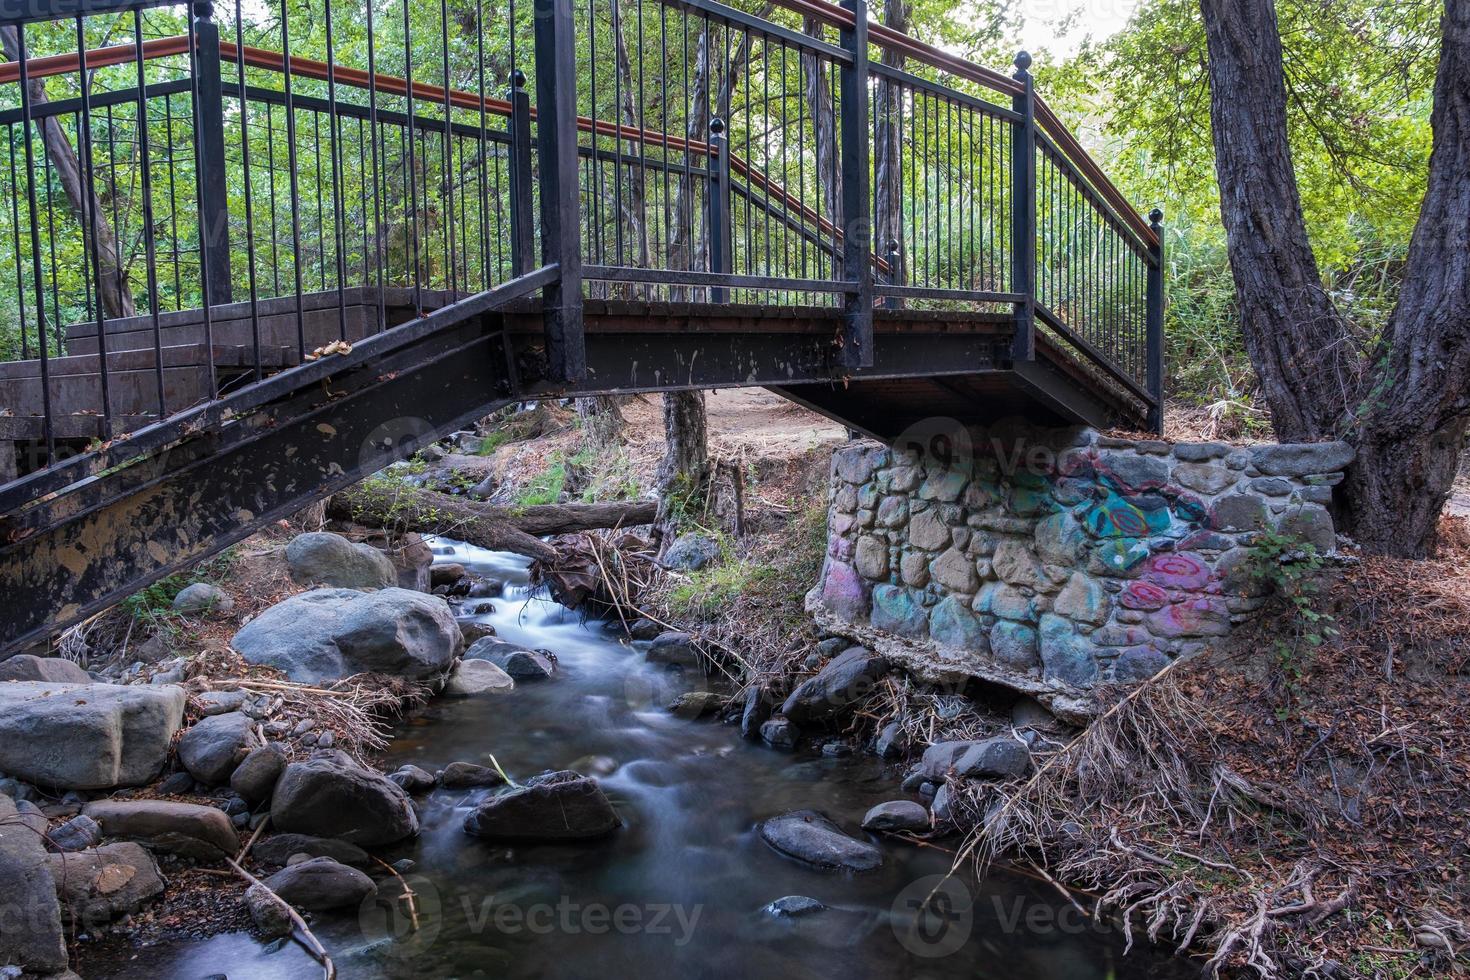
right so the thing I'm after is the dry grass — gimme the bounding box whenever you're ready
[942,523,1470,978]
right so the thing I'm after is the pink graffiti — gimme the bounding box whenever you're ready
[1120,581,1169,611]
[1142,552,1211,591]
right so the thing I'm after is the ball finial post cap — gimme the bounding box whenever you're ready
[1149,207,1164,225]
[710,117,725,136]
[512,69,527,88]
[1014,50,1032,72]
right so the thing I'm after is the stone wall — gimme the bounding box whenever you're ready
[807,423,1353,716]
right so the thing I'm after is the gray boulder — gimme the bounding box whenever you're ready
[759,810,883,872]
[664,533,720,571]
[245,882,294,938]
[178,712,260,785]
[0,655,91,684]
[195,690,248,716]
[285,531,397,590]
[646,631,701,667]
[760,718,799,751]
[464,638,555,680]
[387,766,437,795]
[172,582,234,615]
[463,771,619,841]
[45,815,102,853]
[230,744,288,806]
[443,659,515,697]
[271,756,418,847]
[920,737,1031,782]
[0,796,66,975]
[1249,442,1354,478]
[861,800,930,833]
[263,856,377,911]
[251,833,371,869]
[740,683,776,741]
[437,762,505,789]
[779,647,889,727]
[47,843,164,925]
[231,587,460,684]
[763,895,828,918]
[83,800,239,861]
[0,682,185,790]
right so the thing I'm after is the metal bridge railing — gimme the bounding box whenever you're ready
[0,0,1163,491]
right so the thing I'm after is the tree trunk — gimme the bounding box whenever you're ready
[656,389,709,493]
[1198,0,1356,442]
[1338,0,1470,556]
[328,484,658,563]
[576,395,627,448]
[611,0,651,278]
[873,0,908,284]
[1,26,136,321]
[802,18,841,244]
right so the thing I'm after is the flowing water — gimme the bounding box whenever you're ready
[108,541,1192,980]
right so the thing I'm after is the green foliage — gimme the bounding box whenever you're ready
[1245,528,1338,718]
[517,453,567,506]
[120,547,238,627]
[476,432,510,456]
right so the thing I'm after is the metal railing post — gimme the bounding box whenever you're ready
[707,117,730,304]
[837,0,872,369]
[1010,50,1036,364]
[192,0,232,305]
[533,0,585,381]
[508,70,536,278]
[1146,207,1165,434]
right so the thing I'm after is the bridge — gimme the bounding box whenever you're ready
[0,0,1163,655]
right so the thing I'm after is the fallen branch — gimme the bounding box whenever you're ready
[226,857,336,980]
[329,483,657,563]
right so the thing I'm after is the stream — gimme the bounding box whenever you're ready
[104,540,1192,979]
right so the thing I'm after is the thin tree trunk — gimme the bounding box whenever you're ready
[1198,0,1355,442]
[1,25,136,320]
[656,388,709,493]
[576,394,627,448]
[1339,0,1470,556]
[611,0,651,277]
[802,17,841,252]
[873,0,908,285]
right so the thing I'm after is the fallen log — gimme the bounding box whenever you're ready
[328,484,658,563]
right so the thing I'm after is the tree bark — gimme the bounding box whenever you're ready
[1198,0,1356,442]
[802,18,841,241]
[1,26,136,321]
[611,0,651,277]
[873,0,908,284]
[1338,0,1470,556]
[656,389,709,493]
[576,394,627,448]
[328,484,658,564]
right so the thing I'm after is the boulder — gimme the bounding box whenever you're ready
[429,563,467,588]
[625,619,664,641]
[760,717,799,752]
[861,800,931,833]
[387,766,438,795]
[171,582,234,616]
[0,796,67,974]
[47,842,164,925]
[739,683,776,741]
[443,659,515,697]
[464,638,555,680]
[245,882,294,939]
[1248,442,1354,478]
[263,856,376,911]
[83,800,239,861]
[663,533,721,571]
[231,588,460,684]
[463,771,618,841]
[0,682,185,791]
[459,620,499,647]
[46,815,102,854]
[285,531,397,590]
[762,895,827,918]
[178,712,260,786]
[920,737,1031,782]
[759,810,882,872]
[646,631,701,668]
[437,762,505,789]
[668,691,721,719]
[0,655,91,685]
[230,744,288,806]
[391,532,435,592]
[779,647,889,727]
[270,756,418,847]
[874,722,907,759]
[14,800,47,837]
[194,690,248,716]
[251,833,371,869]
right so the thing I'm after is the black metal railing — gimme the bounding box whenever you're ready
[0,0,1163,487]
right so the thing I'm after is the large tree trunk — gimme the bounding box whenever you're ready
[328,485,658,563]
[656,389,709,493]
[1198,0,1356,442]
[1339,0,1470,556]
[611,0,651,277]
[576,394,627,449]
[1,26,136,321]
[802,17,841,255]
[1200,0,1470,557]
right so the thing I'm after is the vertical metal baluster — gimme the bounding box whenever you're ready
[401,0,422,314]
[325,0,348,335]
[1147,207,1163,433]
[7,131,28,361]
[364,0,385,330]
[707,117,728,302]
[189,0,226,398]
[280,3,306,350]
[508,71,534,276]
[475,0,490,289]
[264,103,280,296]
[438,0,456,298]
